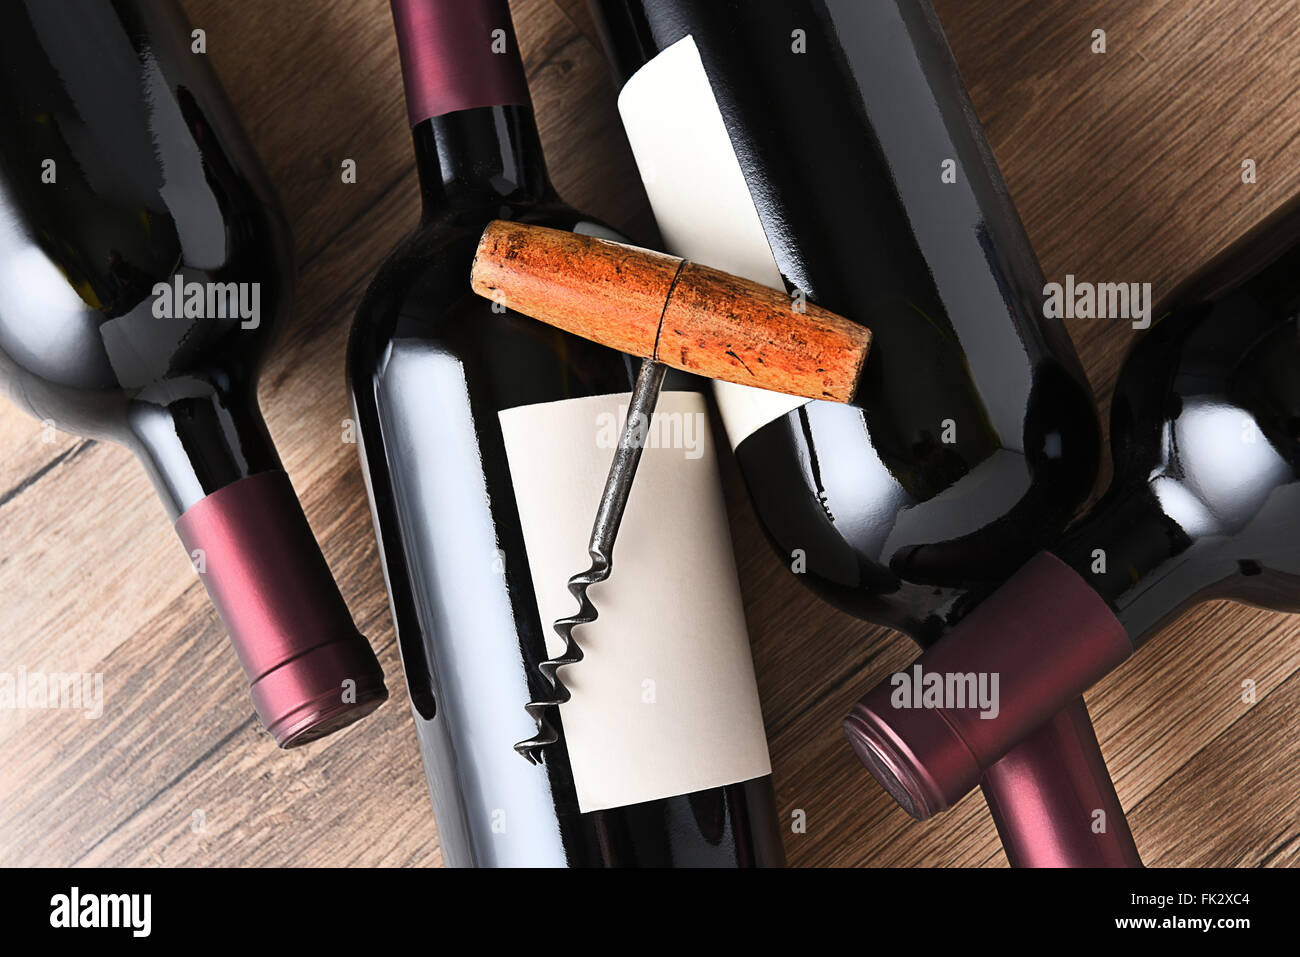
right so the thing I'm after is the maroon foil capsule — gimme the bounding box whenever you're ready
[175,470,387,747]
[979,700,1142,868]
[843,552,1132,821]
[389,0,530,127]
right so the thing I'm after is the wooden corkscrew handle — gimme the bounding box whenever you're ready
[470,221,871,402]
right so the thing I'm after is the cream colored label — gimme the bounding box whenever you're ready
[617,35,807,446]
[499,391,771,813]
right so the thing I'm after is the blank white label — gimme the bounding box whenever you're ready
[499,391,771,813]
[617,35,808,446]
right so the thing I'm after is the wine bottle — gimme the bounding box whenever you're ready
[846,194,1300,818]
[348,0,782,867]
[0,0,386,746]
[591,0,1140,866]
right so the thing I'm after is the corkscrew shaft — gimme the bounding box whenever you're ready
[515,359,668,761]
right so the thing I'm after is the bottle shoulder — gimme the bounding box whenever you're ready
[347,200,623,370]
[352,200,614,324]
[348,199,639,419]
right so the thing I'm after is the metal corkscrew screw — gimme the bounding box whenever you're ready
[468,220,871,763]
[516,359,667,761]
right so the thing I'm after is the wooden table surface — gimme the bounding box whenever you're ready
[1,0,1297,868]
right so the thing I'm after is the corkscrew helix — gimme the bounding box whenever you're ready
[515,359,667,762]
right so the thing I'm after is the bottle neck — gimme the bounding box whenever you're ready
[391,0,550,212]
[127,384,281,520]
[412,105,552,213]
[1051,485,1195,645]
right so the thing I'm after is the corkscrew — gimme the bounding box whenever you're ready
[469,221,871,762]
[516,358,666,759]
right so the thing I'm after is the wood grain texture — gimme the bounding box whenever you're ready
[471,221,871,400]
[1,0,1297,868]
[659,261,869,402]
[471,220,681,359]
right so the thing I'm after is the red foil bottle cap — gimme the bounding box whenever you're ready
[175,470,387,747]
[843,551,1133,818]
[980,699,1143,868]
[389,0,530,127]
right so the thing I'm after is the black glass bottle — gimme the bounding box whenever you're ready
[0,0,385,747]
[593,0,1100,635]
[846,194,1300,817]
[348,0,783,867]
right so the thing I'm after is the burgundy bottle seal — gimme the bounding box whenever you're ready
[980,699,1142,867]
[843,551,1133,819]
[175,470,387,747]
[390,0,530,127]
